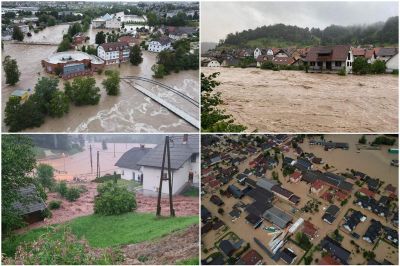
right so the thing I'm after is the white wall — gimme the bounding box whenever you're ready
[386,54,399,72]
[118,167,142,182]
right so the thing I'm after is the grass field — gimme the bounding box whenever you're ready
[180,186,199,197]
[3,213,198,257]
[176,257,200,265]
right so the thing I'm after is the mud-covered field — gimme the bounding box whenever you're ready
[202,67,398,132]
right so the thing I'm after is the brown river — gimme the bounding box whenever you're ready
[202,67,398,132]
[2,24,199,132]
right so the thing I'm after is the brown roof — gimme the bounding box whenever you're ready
[118,36,139,45]
[240,249,263,265]
[100,41,129,52]
[319,255,340,265]
[352,48,366,56]
[302,220,318,238]
[305,45,351,62]
[364,49,375,59]
[272,57,295,65]
[359,187,375,198]
[271,185,293,199]
[312,179,324,190]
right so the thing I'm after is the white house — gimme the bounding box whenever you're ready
[106,18,121,29]
[207,60,220,67]
[97,41,130,65]
[385,53,399,72]
[115,145,153,182]
[254,48,262,59]
[254,48,273,59]
[18,24,29,34]
[137,135,199,195]
[148,38,171,53]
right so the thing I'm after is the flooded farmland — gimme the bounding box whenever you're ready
[2,24,199,132]
[202,67,398,132]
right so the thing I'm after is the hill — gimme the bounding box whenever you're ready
[201,42,218,53]
[218,16,398,49]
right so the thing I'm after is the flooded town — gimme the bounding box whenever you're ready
[2,134,200,265]
[200,1,398,132]
[201,134,399,265]
[1,1,199,132]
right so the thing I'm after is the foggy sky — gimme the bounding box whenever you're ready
[201,1,399,42]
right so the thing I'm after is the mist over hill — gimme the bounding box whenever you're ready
[217,16,398,48]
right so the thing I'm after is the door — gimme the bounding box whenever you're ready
[188,171,193,183]
[326,61,332,70]
[132,171,135,180]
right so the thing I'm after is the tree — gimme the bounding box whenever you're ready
[102,70,120,96]
[68,23,82,37]
[3,56,21,85]
[151,64,166,78]
[49,91,69,117]
[47,16,56,26]
[64,77,101,106]
[371,60,386,74]
[201,72,247,132]
[12,25,24,41]
[4,97,45,132]
[352,57,370,75]
[95,31,106,45]
[129,45,143,65]
[2,135,38,235]
[94,181,136,215]
[33,77,59,114]
[57,37,71,52]
[36,164,55,190]
[358,135,367,144]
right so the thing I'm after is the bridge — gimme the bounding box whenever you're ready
[11,41,58,46]
[122,78,199,129]
[122,76,199,107]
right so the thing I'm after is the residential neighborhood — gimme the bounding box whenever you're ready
[201,134,398,265]
[200,2,398,133]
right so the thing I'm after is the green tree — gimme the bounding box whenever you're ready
[358,135,367,144]
[371,60,386,74]
[201,72,246,132]
[95,31,106,45]
[94,181,136,215]
[151,64,166,78]
[68,23,82,37]
[49,91,69,117]
[129,45,143,65]
[47,16,56,26]
[146,12,158,27]
[33,77,59,114]
[4,97,45,132]
[102,70,120,96]
[12,25,24,41]
[2,135,37,235]
[36,164,55,190]
[3,56,21,85]
[352,57,370,75]
[64,77,101,106]
[57,37,71,52]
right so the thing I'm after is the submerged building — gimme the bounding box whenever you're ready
[41,51,105,79]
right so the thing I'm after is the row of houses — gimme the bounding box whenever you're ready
[202,45,399,73]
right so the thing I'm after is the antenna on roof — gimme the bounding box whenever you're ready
[156,136,175,217]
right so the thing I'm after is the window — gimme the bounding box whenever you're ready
[347,62,349,67]
[335,61,341,67]
[310,62,315,66]
[348,53,350,60]
[191,154,197,162]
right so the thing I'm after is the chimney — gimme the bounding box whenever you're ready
[140,144,145,149]
[183,134,188,144]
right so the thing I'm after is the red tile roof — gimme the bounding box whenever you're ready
[352,48,366,56]
[319,255,340,265]
[272,57,295,65]
[358,187,375,198]
[302,220,318,238]
[385,184,397,193]
[99,41,129,52]
[291,171,302,180]
[312,179,324,190]
[209,179,220,188]
[335,190,348,201]
[305,45,351,62]
[240,249,263,265]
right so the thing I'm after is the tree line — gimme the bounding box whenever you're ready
[221,16,399,48]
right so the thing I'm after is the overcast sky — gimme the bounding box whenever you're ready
[201,1,399,42]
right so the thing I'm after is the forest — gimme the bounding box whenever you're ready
[219,16,398,48]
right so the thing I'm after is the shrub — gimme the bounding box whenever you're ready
[338,67,346,76]
[352,57,370,75]
[48,200,62,210]
[93,173,121,183]
[371,60,386,74]
[392,69,399,75]
[94,181,136,215]
[57,181,68,197]
[218,208,224,214]
[65,187,81,202]
[2,227,122,265]
[260,61,275,70]
[36,164,55,190]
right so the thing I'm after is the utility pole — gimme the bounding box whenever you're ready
[96,151,100,178]
[156,136,175,217]
[90,145,93,174]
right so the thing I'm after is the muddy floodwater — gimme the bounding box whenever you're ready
[202,67,398,132]
[2,24,199,132]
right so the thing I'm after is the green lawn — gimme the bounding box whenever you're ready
[3,213,198,257]
[180,186,199,197]
[176,257,199,265]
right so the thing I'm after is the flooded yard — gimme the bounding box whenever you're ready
[2,25,199,132]
[202,67,398,132]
